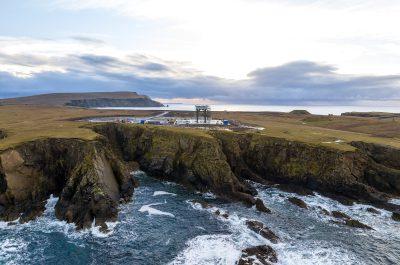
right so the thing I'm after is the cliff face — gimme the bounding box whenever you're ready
[0,91,164,107]
[65,97,164,108]
[94,124,400,207]
[212,131,400,205]
[95,124,257,205]
[1,123,399,228]
[0,139,136,229]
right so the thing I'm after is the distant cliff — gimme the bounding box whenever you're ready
[66,97,163,108]
[0,91,164,108]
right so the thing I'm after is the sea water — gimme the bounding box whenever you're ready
[1,171,399,264]
[97,103,400,115]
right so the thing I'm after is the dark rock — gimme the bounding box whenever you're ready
[344,219,372,230]
[237,245,278,265]
[366,208,380,214]
[392,212,400,222]
[0,129,6,139]
[215,210,220,215]
[222,213,229,219]
[288,197,308,209]
[66,97,164,108]
[330,210,373,229]
[191,199,213,209]
[0,139,135,229]
[255,198,271,213]
[277,184,314,196]
[317,206,331,216]
[331,211,351,220]
[246,220,279,244]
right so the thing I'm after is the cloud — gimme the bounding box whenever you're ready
[241,61,400,104]
[70,36,105,44]
[49,0,400,79]
[0,38,399,104]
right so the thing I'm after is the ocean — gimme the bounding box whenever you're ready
[97,103,399,115]
[1,171,399,265]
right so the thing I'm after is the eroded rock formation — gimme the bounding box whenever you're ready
[0,139,136,229]
[1,123,400,229]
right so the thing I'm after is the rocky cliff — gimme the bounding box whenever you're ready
[65,97,164,108]
[1,123,399,229]
[0,138,136,229]
[0,91,164,107]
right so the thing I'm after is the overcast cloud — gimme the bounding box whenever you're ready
[0,1,400,105]
[0,38,399,104]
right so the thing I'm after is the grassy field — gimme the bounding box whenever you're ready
[1,105,400,152]
[0,105,160,151]
[211,111,400,151]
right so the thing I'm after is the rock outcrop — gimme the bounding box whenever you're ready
[211,131,400,210]
[392,212,400,222]
[95,124,257,206]
[288,197,308,209]
[237,245,278,265]
[0,139,136,229]
[1,123,400,228]
[246,220,279,244]
[65,97,163,108]
[0,130,6,140]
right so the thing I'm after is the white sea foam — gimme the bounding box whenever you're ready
[131,170,146,176]
[168,234,241,265]
[184,186,400,265]
[153,191,177,197]
[88,219,119,238]
[0,238,28,264]
[276,243,357,265]
[202,192,217,199]
[389,198,400,205]
[139,203,175,217]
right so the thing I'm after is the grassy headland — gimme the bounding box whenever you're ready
[1,105,400,152]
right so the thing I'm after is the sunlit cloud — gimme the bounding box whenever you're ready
[51,0,400,79]
[0,38,399,104]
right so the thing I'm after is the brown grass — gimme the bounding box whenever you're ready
[211,112,400,151]
[0,105,161,151]
[1,106,400,152]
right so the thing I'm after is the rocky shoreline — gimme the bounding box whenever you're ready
[1,123,400,231]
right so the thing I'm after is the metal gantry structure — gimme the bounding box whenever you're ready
[195,105,211,123]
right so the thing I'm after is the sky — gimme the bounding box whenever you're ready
[0,0,399,105]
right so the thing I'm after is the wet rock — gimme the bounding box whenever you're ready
[191,199,213,209]
[214,210,220,215]
[344,219,372,230]
[392,212,400,222]
[331,211,351,220]
[330,211,373,229]
[237,245,278,265]
[288,197,308,209]
[317,206,331,216]
[246,220,279,244]
[99,223,111,234]
[222,213,229,219]
[255,198,271,214]
[366,208,380,215]
[277,184,314,196]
